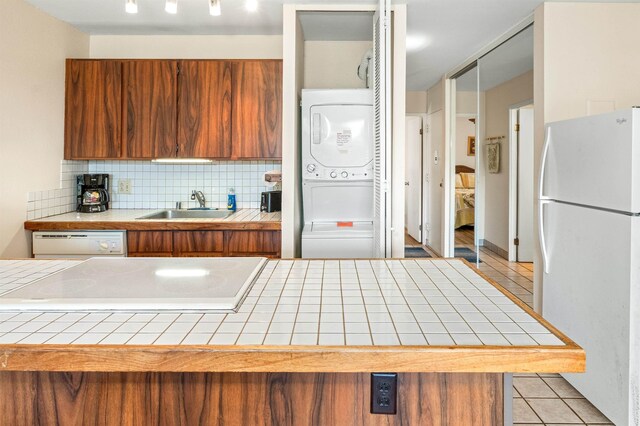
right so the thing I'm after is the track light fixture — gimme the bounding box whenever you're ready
[246,0,258,12]
[209,0,221,16]
[125,0,137,14]
[165,0,178,14]
[126,0,254,16]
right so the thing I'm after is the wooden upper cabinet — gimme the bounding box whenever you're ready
[177,60,232,158]
[122,61,178,159]
[231,61,283,159]
[64,60,122,159]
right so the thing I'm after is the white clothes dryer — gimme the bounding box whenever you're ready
[300,89,374,259]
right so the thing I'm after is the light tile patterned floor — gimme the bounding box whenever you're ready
[450,229,614,426]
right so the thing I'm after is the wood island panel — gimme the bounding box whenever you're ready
[177,60,232,158]
[173,231,225,257]
[122,60,178,159]
[231,60,283,159]
[0,344,584,374]
[0,372,503,426]
[127,231,173,257]
[64,60,122,159]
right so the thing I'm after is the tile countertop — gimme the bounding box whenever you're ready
[23,208,281,231]
[0,259,584,374]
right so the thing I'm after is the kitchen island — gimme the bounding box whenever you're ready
[0,258,583,425]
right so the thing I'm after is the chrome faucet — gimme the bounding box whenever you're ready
[191,190,206,208]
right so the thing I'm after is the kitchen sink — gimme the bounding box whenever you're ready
[136,209,232,220]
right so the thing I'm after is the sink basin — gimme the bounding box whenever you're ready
[136,209,232,220]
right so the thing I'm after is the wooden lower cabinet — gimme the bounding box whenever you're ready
[0,372,503,425]
[127,231,173,257]
[226,230,281,257]
[173,231,224,257]
[127,230,280,258]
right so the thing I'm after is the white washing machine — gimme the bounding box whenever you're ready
[300,89,374,259]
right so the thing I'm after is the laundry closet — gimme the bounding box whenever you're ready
[281,4,407,259]
[296,12,375,258]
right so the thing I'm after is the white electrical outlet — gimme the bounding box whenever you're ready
[118,179,132,194]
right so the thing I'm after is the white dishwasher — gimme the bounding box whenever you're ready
[32,231,127,259]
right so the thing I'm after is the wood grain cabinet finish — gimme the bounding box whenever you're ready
[122,61,178,159]
[64,60,122,159]
[173,231,224,257]
[226,230,281,258]
[127,230,280,258]
[127,231,173,257]
[231,60,283,159]
[177,60,232,158]
[0,372,503,426]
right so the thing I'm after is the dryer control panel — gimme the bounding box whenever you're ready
[304,163,373,181]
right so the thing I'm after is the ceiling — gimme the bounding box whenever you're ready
[456,25,534,92]
[22,0,633,90]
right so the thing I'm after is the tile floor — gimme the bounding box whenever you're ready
[415,229,615,425]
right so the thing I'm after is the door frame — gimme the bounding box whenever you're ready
[405,113,427,244]
[508,99,533,261]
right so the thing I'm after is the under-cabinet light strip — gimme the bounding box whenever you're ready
[152,158,214,164]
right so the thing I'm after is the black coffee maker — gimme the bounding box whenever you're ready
[77,174,110,213]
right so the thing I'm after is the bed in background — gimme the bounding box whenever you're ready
[455,165,475,229]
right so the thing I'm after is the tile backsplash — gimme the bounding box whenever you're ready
[87,160,282,210]
[26,161,88,220]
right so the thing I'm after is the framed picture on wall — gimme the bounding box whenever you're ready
[487,143,500,173]
[467,136,476,156]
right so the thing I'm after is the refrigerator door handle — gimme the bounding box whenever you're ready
[538,199,551,273]
[538,126,552,200]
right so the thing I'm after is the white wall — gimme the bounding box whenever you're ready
[425,79,445,255]
[303,41,371,88]
[483,70,533,252]
[533,3,640,312]
[90,35,283,58]
[0,0,89,258]
[281,6,304,258]
[406,91,427,113]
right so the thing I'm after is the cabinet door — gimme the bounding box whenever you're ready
[177,61,232,158]
[123,61,177,159]
[225,231,281,258]
[127,231,173,257]
[231,61,282,159]
[173,231,224,257]
[65,60,122,159]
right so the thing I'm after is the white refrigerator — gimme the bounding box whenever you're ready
[539,108,640,426]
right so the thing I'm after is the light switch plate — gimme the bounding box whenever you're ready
[118,179,132,194]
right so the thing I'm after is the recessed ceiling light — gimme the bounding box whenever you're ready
[125,0,137,14]
[209,0,221,16]
[246,0,258,12]
[406,34,431,52]
[165,0,178,14]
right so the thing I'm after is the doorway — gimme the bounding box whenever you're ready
[405,115,423,243]
[509,104,534,262]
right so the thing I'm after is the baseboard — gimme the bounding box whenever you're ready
[425,244,442,258]
[478,239,508,260]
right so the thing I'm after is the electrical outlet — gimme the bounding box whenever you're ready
[371,373,397,415]
[118,179,132,194]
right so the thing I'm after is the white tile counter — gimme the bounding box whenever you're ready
[25,208,281,224]
[0,259,564,347]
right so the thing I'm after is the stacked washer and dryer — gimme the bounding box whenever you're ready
[301,89,375,258]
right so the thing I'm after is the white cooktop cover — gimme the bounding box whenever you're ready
[0,257,267,312]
